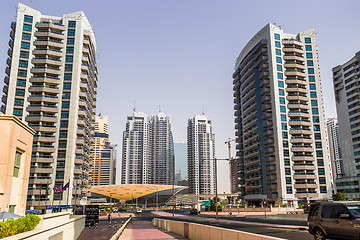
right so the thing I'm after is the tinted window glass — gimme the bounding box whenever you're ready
[321,205,333,218]
[334,205,347,218]
[347,205,360,217]
[309,204,320,216]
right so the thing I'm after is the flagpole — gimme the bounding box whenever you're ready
[67,179,71,211]
[45,185,48,213]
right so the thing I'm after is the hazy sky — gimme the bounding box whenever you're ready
[1,0,359,193]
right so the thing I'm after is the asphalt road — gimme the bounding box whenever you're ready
[78,216,127,240]
[136,210,313,240]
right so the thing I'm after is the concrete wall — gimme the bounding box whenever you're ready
[3,212,85,240]
[0,115,35,216]
[152,218,284,240]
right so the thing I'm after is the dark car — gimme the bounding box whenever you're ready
[190,209,199,215]
[308,201,360,240]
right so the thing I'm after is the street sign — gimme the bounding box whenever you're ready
[263,201,267,206]
[202,200,211,207]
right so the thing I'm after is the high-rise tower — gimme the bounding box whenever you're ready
[187,114,215,195]
[326,118,343,181]
[233,23,332,205]
[121,111,174,185]
[332,51,360,198]
[90,115,114,186]
[1,4,98,211]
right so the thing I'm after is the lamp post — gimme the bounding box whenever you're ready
[203,158,229,220]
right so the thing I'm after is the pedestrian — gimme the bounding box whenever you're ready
[108,212,111,221]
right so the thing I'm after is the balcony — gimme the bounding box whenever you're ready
[289,128,311,135]
[283,47,303,55]
[32,146,55,153]
[6,58,11,67]
[262,112,272,119]
[266,165,276,171]
[10,30,15,39]
[31,156,54,163]
[290,137,313,144]
[288,111,309,118]
[28,177,52,184]
[11,22,16,31]
[3,86,8,95]
[33,135,56,142]
[292,156,314,161]
[29,85,60,94]
[8,39,14,48]
[32,48,62,57]
[266,175,277,180]
[2,95,7,104]
[77,119,85,126]
[35,22,65,31]
[283,55,304,62]
[25,115,58,123]
[27,95,59,104]
[34,40,63,49]
[261,95,271,103]
[76,138,85,145]
[30,167,53,174]
[263,129,273,136]
[4,76,9,85]
[32,57,62,66]
[34,31,65,40]
[7,49,12,57]
[31,66,60,75]
[294,183,318,189]
[5,67,10,76]
[287,103,309,110]
[294,192,318,198]
[292,164,316,171]
[1,105,6,114]
[285,70,306,78]
[30,76,60,85]
[293,173,316,180]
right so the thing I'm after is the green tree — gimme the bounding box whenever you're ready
[332,192,347,201]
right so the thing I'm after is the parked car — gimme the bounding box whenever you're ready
[308,201,360,240]
[136,209,142,214]
[190,209,199,215]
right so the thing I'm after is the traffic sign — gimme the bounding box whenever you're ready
[202,200,211,207]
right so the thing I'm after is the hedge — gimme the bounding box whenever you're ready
[0,214,41,239]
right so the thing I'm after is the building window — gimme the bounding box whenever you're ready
[14,98,24,106]
[281,123,287,130]
[316,142,322,148]
[274,33,280,40]
[310,84,316,90]
[319,177,326,184]
[314,133,321,140]
[21,41,30,49]
[13,151,21,177]
[17,80,26,87]
[24,15,33,23]
[68,21,76,28]
[15,89,25,96]
[312,108,319,115]
[279,97,285,104]
[307,60,314,66]
[67,38,75,45]
[62,92,71,99]
[61,111,69,118]
[313,116,319,123]
[13,109,22,116]
[66,47,74,54]
[318,168,325,175]
[276,49,281,56]
[316,150,323,157]
[59,130,68,138]
[276,57,282,64]
[306,53,313,59]
[65,64,73,71]
[285,168,291,175]
[64,73,72,81]
[284,149,289,157]
[19,60,28,68]
[23,24,32,32]
[310,92,317,98]
[317,159,324,166]
[279,89,285,96]
[62,101,70,108]
[314,125,320,131]
[68,29,75,36]
[308,68,315,74]
[305,45,312,51]
[22,33,31,41]
[282,131,288,139]
[275,41,281,48]
[63,83,71,90]
[281,114,286,121]
[309,76,315,82]
[277,72,283,79]
[304,37,311,44]
[283,140,289,147]
[20,51,29,59]
[286,187,292,194]
[277,65,283,72]
[65,55,73,62]
[284,159,290,166]
[311,100,318,106]
[320,186,327,193]
[286,177,291,184]
[60,121,68,128]
[280,106,286,113]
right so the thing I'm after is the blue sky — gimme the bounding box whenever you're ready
[1,0,359,193]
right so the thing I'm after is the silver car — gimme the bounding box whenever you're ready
[308,201,360,240]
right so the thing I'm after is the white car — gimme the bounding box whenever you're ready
[136,209,142,213]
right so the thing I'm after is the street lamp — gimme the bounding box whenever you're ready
[203,158,229,220]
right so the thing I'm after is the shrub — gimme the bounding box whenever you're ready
[0,214,41,239]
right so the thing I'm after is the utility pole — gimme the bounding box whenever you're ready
[225,138,236,194]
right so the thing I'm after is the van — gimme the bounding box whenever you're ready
[308,201,360,240]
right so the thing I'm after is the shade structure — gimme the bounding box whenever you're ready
[88,184,187,201]
[0,212,21,220]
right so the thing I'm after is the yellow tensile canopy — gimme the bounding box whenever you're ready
[88,184,187,201]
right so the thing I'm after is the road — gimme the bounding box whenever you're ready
[136,210,313,240]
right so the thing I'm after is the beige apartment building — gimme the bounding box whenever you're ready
[0,115,35,215]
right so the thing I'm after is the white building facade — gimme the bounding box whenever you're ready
[1,4,98,211]
[233,23,332,205]
[187,114,215,195]
[121,111,174,185]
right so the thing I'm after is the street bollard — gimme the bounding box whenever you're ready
[114,221,117,227]
[109,221,111,228]
[95,222,98,229]
[88,224,91,229]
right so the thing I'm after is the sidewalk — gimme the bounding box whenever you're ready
[120,220,186,239]
[153,211,307,230]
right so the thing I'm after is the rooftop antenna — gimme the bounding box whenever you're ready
[133,101,136,112]
[202,105,205,115]
[159,105,161,113]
